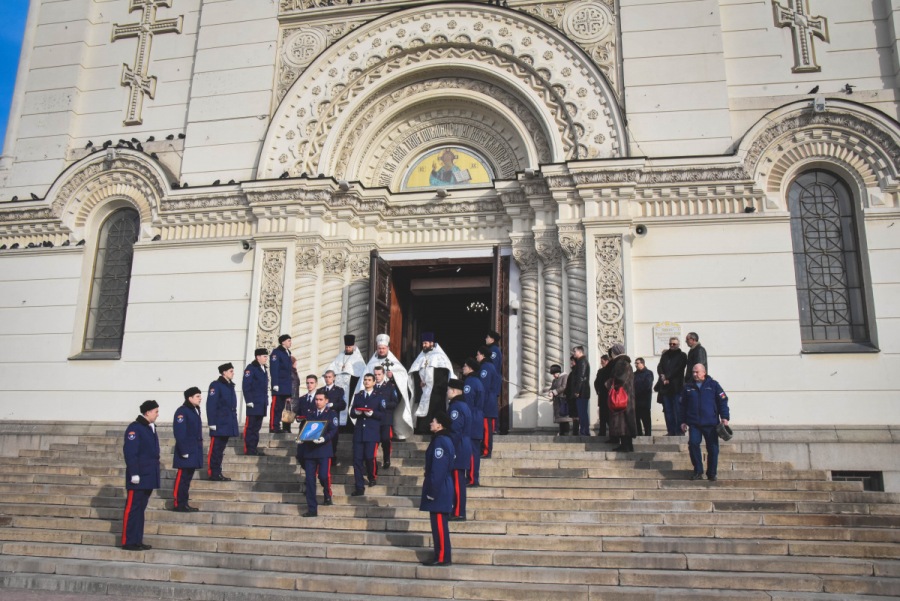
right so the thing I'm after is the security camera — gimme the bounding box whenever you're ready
[241,240,253,251]
[435,188,448,198]
[338,180,350,192]
[634,224,648,237]
[812,95,826,113]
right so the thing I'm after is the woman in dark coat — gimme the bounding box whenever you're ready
[606,344,636,452]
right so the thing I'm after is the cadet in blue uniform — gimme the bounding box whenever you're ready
[121,400,161,550]
[206,363,239,481]
[317,369,346,457]
[269,334,293,434]
[476,346,500,458]
[241,348,269,456]
[373,365,399,468]
[420,412,456,566]
[446,379,473,521]
[292,374,319,466]
[485,330,503,375]
[172,387,203,512]
[301,391,339,517]
[349,373,384,495]
[462,358,485,486]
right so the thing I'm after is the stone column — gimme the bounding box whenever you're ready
[318,248,349,370]
[256,248,287,351]
[559,223,587,350]
[346,251,371,356]
[535,229,563,388]
[511,233,540,394]
[293,244,321,371]
[595,234,626,350]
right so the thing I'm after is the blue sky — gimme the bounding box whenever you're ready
[0,2,29,154]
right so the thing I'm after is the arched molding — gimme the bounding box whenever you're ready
[738,100,900,209]
[259,3,625,180]
[45,150,168,240]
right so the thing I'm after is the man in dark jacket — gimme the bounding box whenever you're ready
[269,334,293,434]
[657,337,687,436]
[301,391,339,517]
[476,347,500,457]
[241,348,269,456]
[446,379,473,521]
[592,354,611,438]
[680,364,730,481]
[571,346,592,436]
[684,332,708,382]
[173,388,203,512]
[373,365,398,468]
[349,374,384,495]
[318,369,347,457]
[420,412,456,566]
[461,358,485,486]
[121,400,161,550]
[633,358,654,436]
[206,363,239,481]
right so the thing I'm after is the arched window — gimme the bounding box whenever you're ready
[788,170,876,351]
[82,208,140,355]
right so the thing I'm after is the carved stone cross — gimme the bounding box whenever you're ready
[772,0,829,73]
[112,0,184,126]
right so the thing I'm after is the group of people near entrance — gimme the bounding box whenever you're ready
[121,330,505,566]
[548,332,730,479]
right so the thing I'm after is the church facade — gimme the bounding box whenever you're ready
[0,0,897,438]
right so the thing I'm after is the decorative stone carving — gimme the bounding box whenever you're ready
[346,251,372,356]
[511,233,539,393]
[535,229,563,383]
[558,223,587,349]
[276,22,365,103]
[772,0,829,73]
[256,249,287,350]
[594,234,625,350]
[321,248,349,276]
[318,248,349,369]
[111,0,184,126]
[296,245,322,273]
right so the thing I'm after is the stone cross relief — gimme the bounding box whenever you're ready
[772,0,829,73]
[111,0,184,126]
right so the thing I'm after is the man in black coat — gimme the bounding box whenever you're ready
[684,332,708,382]
[657,337,687,436]
[121,400,161,550]
[173,388,203,512]
[570,346,592,436]
[633,358,654,436]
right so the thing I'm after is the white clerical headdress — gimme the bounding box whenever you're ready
[375,334,390,346]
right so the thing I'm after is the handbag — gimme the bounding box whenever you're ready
[608,385,628,411]
[281,405,296,424]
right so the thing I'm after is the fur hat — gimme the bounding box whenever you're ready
[139,400,159,414]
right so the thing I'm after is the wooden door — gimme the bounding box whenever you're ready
[368,250,392,359]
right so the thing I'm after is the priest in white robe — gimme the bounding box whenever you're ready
[359,334,413,439]
[408,332,453,429]
[326,334,367,426]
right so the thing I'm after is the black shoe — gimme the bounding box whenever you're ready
[121,544,143,551]
[708,475,717,482]
[323,498,333,506]
[469,482,480,487]
[351,489,364,496]
[185,505,200,512]
[139,544,152,550]
[382,462,391,468]
[172,505,191,512]
[302,511,317,517]
[612,445,624,452]
[449,515,466,522]
[209,474,231,481]
[690,472,704,481]
[255,449,266,456]
[368,478,377,487]
[422,558,452,567]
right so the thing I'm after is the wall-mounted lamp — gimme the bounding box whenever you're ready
[241,240,253,251]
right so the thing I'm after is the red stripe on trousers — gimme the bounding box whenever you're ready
[173,469,182,507]
[327,458,332,497]
[372,443,379,479]
[207,439,215,477]
[483,418,490,456]
[270,395,277,430]
[468,455,475,485]
[121,490,134,547]
[453,471,461,517]
[436,514,446,563]
[242,417,249,454]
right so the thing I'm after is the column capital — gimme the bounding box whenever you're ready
[534,228,563,268]
[510,233,539,273]
[557,223,585,262]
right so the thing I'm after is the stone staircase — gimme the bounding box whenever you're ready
[0,424,899,601]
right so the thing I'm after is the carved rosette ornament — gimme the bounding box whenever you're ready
[319,249,350,369]
[535,230,564,384]
[346,252,371,355]
[594,235,625,351]
[511,234,539,394]
[256,249,287,351]
[559,224,588,350]
[293,244,322,369]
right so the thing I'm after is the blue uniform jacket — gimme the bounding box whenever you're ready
[172,402,203,469]
[241,361,269,416]
[479,360,501,419]
[302,407,339,459]
[488,343,503,374]
[463,374,485,439]
[374,381,399,426]
[123,417,160,490]
[448,398,473,471]
[420,432,455,513]
[317,385,347,414]
[269,346,293,394]
[679,376,730,427]
[292,390,318,420]
[206,376,240,437]
[350,389,384,443]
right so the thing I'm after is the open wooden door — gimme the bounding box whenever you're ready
[492,246,511,433]
[368,250,392,359]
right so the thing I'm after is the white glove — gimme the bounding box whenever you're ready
[209,425,217,431]
[426,495,434,501]
[327,402,332,408]
[314,437,325,444]
[354,409,361,415]
[273,385,279,392]
[247,403,254,408]
[131,475,140,484]
[182,454,189,458]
